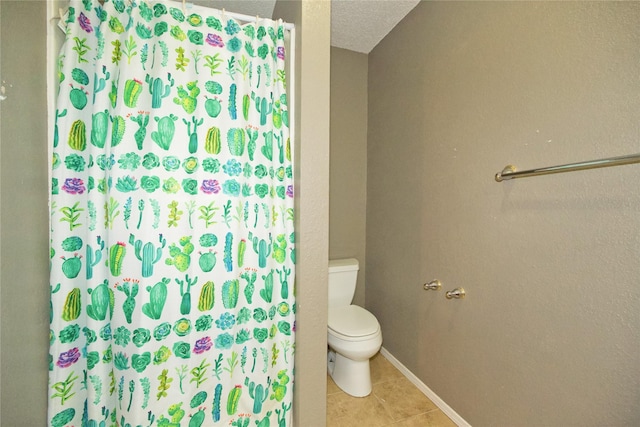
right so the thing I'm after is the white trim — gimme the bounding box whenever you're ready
[379,347,472,427]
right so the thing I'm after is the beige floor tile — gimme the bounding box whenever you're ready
[373,377,438,422]
[390,409,457,427]
[326,391,395,427]
[370,352,405,385]
[326,374,343,395]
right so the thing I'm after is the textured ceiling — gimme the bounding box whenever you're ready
[331,0,420,53]
[190,0,420,54]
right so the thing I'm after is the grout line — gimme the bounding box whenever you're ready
[328,354,460,426]
[388,409,452,427]
[379,347,472,427]
[391,408,445,425]
[372,375,440,424]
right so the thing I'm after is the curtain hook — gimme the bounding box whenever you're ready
[222,8,226,21]
[182,0,186,15]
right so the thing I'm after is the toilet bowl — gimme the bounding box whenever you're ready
[327,305,382,397]
[327,259,383,397]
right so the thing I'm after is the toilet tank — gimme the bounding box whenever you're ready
[328,258,359,307]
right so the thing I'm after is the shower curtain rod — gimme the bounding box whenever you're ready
[56,0,294,31]
[494,152,640,182]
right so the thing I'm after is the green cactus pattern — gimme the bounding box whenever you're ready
[276,402,292,427]
[271,370,290,402]
[53,109,67,148]
[50,283,61,323]
[198,250,216,272]
[260,270,274,304]
[245,376,271,414]
[151,114,177,150]
[204,126,221,154]
[238,238,247,268]
[108,242,126,276]
[223,232,233,272]
[108,77,118,107]
[232,416,251,427]
[228,83,237,119]
[277,267,291,299]
[197,280,215,312]
[173,81,199,114]
[146,73,174,108]
[175,274,198,315]
[188,408,205,427]
[123,78,143,108]
[142,277,169,320]
[110,115,126,147]
[248,232,272,268]
[165,236,194,272]
[227,127,245,156]
[183,116,203,154]
[91,110,109,148]
[67,119,87,151]
[275,132,285,164]
[273,234,287,263]
[93,66,111,103]
[61,254,83,279]
[62,288,81,321]
[50,408,76,427]
[261,131,273,161]
[212,383,222,422]
[50,2,294,426]
[252,92,273,126]
[242,94,251,121]
[130,112,150,150]
[205,96,222,118]
[222,279,239,309]
[157,402,185,427]
[69,85,88,110]
[273,97,284,129]
[86,280,114,321]
[246,126,259,161]
[241,269,257,304]
[129,233,166,277]
[226,385,242,416]
[116,279,139,324]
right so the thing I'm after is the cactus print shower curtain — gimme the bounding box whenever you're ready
[48,1,295,426]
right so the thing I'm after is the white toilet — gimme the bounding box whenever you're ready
[327,258,383,397]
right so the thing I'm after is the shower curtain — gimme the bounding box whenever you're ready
[48,1,295,426]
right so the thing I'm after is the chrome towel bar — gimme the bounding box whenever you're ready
[495,152,640,182]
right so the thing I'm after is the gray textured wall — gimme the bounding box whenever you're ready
[273,1,331,425]
[0,1,50,425]
[329,47,368,307]
[367,2,640,425]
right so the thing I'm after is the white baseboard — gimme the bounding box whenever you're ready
[379,347,471,427]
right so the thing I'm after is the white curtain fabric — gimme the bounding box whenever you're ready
[48,1,295,425]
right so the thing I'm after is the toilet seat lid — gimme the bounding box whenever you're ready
[328,305,380,337]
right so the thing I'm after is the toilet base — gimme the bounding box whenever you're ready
[327,350,373,397]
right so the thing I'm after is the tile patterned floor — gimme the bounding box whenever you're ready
[327,353,457,426]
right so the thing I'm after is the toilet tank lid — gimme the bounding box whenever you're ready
[329,258,359,273]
